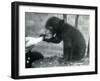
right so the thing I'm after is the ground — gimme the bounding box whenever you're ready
[30,41,89,68]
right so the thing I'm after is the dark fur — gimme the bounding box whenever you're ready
[44,17,86,61]
[26,51,44,68]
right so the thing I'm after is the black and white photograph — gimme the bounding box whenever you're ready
[25,13,89,68]
[11,1,97,79]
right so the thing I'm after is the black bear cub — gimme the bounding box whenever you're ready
[43,16,86,62]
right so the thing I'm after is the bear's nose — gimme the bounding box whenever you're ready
[44,29,51,35]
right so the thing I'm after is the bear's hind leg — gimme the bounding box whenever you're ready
[72,46,86,61]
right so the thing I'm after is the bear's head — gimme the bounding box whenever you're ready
[44,17,64,38]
